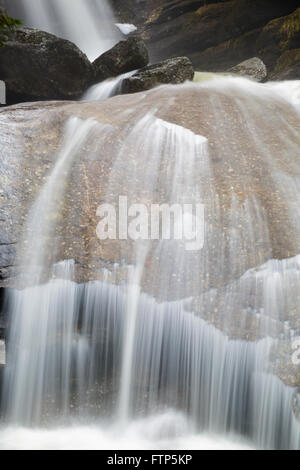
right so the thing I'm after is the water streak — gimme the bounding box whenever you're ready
[82,71,135,102]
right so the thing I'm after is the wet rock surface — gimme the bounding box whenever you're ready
[292,389,300,421]
[0,27,94,104]
[93,36,149,82]
[0,82,300,389]
[270,341,300,388]
[227,57,267,82]
[0,83,299,289]
[121,56,194,93]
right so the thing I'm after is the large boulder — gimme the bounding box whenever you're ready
[121,57,194,93]
[93,36,149,81]
[0,27,94,104]
[227,57,267,82]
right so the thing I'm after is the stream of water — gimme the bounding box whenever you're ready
[0,1,300,451]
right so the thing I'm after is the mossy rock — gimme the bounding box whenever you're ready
[279,7,300,50]
[189,27,261,72]
[271,48,300,80]
[257,7,300,70]
[275,48,300,72]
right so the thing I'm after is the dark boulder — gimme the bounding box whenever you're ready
[0,27,94,104]
[93,36,149,82]
[121,57,194,94]
[227,57,267,82]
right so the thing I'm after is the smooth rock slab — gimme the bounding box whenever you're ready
[0,81,299,299]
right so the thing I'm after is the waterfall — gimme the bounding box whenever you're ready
[1,118,102,423]
[2,263,300,449]
[1,77,300,449]
[20,117,102,278]
[82,71,136,102]
[5,0,120,60]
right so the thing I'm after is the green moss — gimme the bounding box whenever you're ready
[181,11,199,33]
[279,8,300,41]
[145,6,163,25]
[263,7,300,52]
[274,48,300,73]
[0,7,22,46]
[232,28,260,50]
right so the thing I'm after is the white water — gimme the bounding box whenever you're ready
[0,340,5,365]
[1,78,300,449]
[7,0,120,60]
[2,260,300,449]
[118,245,150,424]
[0,411,252,450]
[115,23,137,35]
[82,71,135,101]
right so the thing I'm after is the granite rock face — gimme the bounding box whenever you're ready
[0,82,299,291]
[121,56,194,93]
[0,27,94,104]
[113,0,300,77]
[93,36,149,81]
[227,57,267,82]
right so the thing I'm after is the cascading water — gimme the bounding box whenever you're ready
[0,77,300,450]
[5,0,131,103]
[82,71,136,102]
[4,0,120,60]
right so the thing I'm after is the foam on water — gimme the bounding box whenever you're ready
[0,411,252,450]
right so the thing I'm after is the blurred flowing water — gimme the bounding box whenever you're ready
[82,71,136,102]
[4,0,120,60]
[0,77,300,449]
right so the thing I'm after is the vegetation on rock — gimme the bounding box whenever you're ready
[0,7,21,47]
